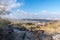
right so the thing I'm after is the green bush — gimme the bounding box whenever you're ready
[0,18,11,28]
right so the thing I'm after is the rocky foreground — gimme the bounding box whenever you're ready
[0,26,60,40]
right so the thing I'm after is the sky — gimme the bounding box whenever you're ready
[1,0,60,19]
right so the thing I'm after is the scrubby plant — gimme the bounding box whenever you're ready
[0,18,11,28]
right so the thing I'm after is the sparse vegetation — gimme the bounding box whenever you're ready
[0,18,11,28]
[0,17,60,34]
[10,20,60,34]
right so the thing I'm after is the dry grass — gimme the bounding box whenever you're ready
[11,20,60,34]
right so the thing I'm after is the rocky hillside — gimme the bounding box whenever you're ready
[0,18,60,40]
[0,25,53,40]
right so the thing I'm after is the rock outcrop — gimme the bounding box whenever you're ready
[0,26,53,40]
[52,34,60,40]
[0,28,14,40]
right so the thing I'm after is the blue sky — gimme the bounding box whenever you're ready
[18,0,60,13]
[1,0,60,19]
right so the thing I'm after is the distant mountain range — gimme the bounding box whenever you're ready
[2,18,56,23]
[22,19,56,23]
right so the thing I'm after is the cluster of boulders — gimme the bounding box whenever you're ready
[0,26,60,40]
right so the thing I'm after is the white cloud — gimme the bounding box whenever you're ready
[3,9,60,19]
[0,0,40,19]
[51,12,57,14]
[0,0,24,19]
[3,9,39,19]
[39,10,60,19]
[41,10,48,13]
[0,0,22,11]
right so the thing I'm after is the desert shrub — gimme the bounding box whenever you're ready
[26,23,34,25]
[0,18,11,28]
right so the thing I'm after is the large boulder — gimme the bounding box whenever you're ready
[24,31,52,40]
[14,29,26,40]
[52,34,60,40]
[24,31,36,40]
[39,33,52,40]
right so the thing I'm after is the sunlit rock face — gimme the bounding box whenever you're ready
[52,34,60,40]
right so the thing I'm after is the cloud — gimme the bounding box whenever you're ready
[0,0,22,11]
[3,9,60,19]
[51,12,57,14]
[1,0,60,19]
[0,0,24,18]
[38,10,60,19]
[3,9,38,19]
[41,10,48,13]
